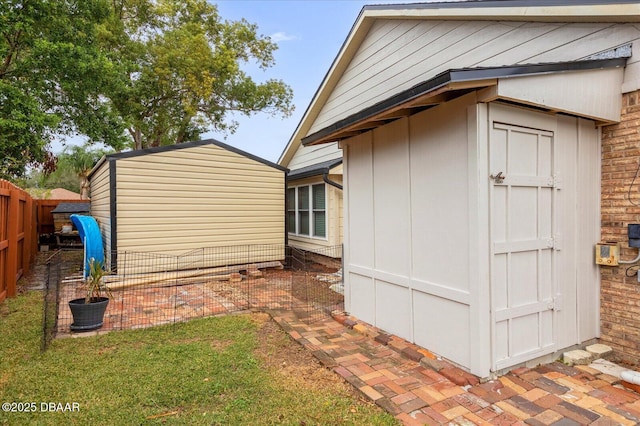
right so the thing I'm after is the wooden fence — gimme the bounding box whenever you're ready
[0,180,36,303]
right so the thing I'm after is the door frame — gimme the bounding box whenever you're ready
[487,102,560,372]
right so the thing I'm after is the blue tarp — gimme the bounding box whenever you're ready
[70,214,105,277]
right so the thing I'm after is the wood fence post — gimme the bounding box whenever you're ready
[6,190,19,297]
[22,196,33,276]
[32,199,38,259]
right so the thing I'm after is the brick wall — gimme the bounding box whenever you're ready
[601,89,640,365]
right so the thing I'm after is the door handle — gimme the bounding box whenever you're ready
[490,171,505,184]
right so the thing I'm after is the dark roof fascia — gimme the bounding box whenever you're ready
[302,57,627,146]
[91,139,287,175]
[288,159,343,181]
[88,155,109,179]
[364,0,640,12]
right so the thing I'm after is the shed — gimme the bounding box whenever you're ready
[50,202,90,232]
[88,139,287,273]
[290,1,640,378]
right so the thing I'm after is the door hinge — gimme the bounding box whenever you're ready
[553,295,563,312]
[553,174,562,189]
[553,234,562,250]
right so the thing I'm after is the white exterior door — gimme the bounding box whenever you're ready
[489,107,559,371]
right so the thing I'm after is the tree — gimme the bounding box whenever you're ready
[0,0,128,179]
[61,145,109,199]
[108,0,294,150]
[1,0,293,178]
[21,144,112,198]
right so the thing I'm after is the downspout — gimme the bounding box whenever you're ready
[284,170,289,247]
[323,170,343,191]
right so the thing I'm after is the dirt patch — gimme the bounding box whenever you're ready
[17,250,83,291]
[262,264,344,314]
[251,312,376,407]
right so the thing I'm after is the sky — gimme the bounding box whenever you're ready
[204,0,394,163]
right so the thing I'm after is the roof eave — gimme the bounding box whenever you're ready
[301,58,627,147]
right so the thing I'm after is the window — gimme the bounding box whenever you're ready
[298,186,310,235]
[312,184,326,238]
[287,188,295,234]
[288,183,326,238]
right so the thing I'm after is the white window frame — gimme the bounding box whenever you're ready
[287,183,328,240]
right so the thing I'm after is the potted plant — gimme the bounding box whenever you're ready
[69,258,112,331]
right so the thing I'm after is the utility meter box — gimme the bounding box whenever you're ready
[629,224,640,248]
[595,243,619,266]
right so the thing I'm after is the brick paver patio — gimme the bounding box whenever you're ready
[56,267,640,425]
[271,309,640,425]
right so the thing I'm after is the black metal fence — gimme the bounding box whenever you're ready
[41,250,84,351]
[43,244,343,350]
[289,245,343,321]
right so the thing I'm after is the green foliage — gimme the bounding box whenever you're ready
[0,0,128,179]
[1,0,293,179]
[0,293,396,425]
[109,0,294,150]
[84,258,112,303]
[22,143,112,196]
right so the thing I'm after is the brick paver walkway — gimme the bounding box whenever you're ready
[270,309,640,425]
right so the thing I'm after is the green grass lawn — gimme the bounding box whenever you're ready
[0,291,397,425]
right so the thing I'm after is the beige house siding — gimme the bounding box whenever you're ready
[88,159,112,267]
[288,142,342,170]
[310,20,640,135]
[283,142,343,257]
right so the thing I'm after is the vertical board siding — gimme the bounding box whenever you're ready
[554,114,580,349]
[343,97,599,376]
[310,20,640,135]
[410,95,471,293]
[287,142,342,170]
[346,133,375,270]
[576,118,600,342]
[89,160,112,264]
[373,118,411,277]
[344,96,475,371]
[114,144,285,255]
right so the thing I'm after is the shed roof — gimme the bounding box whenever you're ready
[51,202,91,214]
[89,139,287,179]
[287,158,343,180]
